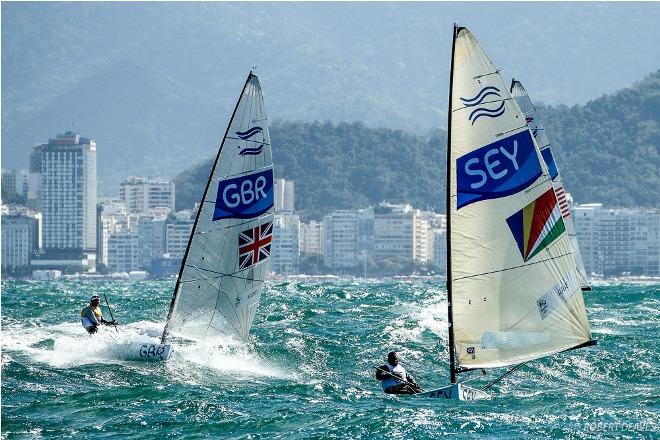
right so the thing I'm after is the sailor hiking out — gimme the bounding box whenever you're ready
[80,295,116,334]
[375,351,423,394]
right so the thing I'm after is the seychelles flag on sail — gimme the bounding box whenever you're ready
[506,188,566,262]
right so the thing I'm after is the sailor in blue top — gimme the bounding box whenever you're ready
[375,351,422,394]
[80,295,116,334]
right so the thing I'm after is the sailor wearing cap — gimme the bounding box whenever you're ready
[80,295,115,334]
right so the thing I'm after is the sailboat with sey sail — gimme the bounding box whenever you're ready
[416,26,595,401]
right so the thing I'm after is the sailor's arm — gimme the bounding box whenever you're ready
[375,365,391,380]
[84,308,100,325]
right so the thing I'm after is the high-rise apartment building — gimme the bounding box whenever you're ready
[573,204,660,277]
[271,213,300,274]
[31,132,97,271]
[118,176,175,214]
[374,203,430,263]
[1,205,41,274]
[274,179,295,212]
[300,220,324,256]
[165,210,194,257]
[323,208,374,269]
[1,169,29,198]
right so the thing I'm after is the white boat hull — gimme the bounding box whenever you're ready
[119,343,172,362]
[415,384,489,401]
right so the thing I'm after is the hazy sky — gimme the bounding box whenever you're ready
[2,2,659,190]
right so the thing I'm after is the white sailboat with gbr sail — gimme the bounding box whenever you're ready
[417,26,596,400]
[132,71,274,361]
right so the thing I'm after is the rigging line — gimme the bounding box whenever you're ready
[206,164,274,184]
[495,124,527,138]
[473,69,500,79]
[481,361,529,391]
[197,213,274,233]
[181,264,266,282]
[225,137,271,145]
[452,175,552,202]
[205,272,244,337]
[453,250,574,282]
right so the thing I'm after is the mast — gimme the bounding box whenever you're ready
[446,24,460,384]
[161,71,255,344]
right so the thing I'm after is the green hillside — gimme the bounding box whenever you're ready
[174,71,660,218]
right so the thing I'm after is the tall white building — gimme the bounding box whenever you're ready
[1,169,29,198]
[271,213,300,274]
[274,179,295,212]
[300,220,324,256]
[374,203,430,263]
[97,200,131,268]
[137,215,167,269]
[31,132,97,271]
[118,176,175,214]
[428,214,447,274]
[165,210,194,257]
[573,204,660,277]
[1,205,41,274]
[107,230,139,272]
[323,208,374,269]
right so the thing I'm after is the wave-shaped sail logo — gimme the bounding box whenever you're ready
[460,86,506,125]
[239,145,264,156]
[236,126,263,140]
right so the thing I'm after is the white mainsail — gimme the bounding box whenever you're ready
[447,26,593,372]
[162,73,274,342]
[510,80,591,291]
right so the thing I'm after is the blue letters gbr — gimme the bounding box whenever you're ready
[213,169,274,220]
[456,130,542,209]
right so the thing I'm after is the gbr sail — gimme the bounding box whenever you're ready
[447,27,593,371]
[162,73,274,342]
[510,80,591,291]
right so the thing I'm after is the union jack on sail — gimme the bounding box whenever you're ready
[238,221,273,270]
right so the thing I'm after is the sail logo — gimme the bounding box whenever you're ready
[236,126,263,140]
[536,271,579,319]
[239,145,264,156]
[238,221,273,269]
[213,169,274,220]
[460,86,506,125]
[506,188,566,262]
[456,130,542,209]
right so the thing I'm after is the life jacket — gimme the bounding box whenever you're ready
[80,305,103,328]
[380,363,408,390]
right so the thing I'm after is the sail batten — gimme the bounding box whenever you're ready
[162,73,274,343]
[447,27,593,371]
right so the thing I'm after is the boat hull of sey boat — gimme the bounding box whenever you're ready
[415,384,489,401]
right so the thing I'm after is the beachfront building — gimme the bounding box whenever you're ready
[573,204,660,277]
[1,205,41,274]
[323,208,374,270]
[271,212,300,274]
[374,203,430,263]
[118,176,175,214]
[31,132,97,271]
[300,220,324,256]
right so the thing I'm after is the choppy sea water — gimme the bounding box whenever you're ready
[1,280,658,439]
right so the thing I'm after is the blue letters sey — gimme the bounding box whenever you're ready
[456,130,542,209]
[213,169,274,220]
